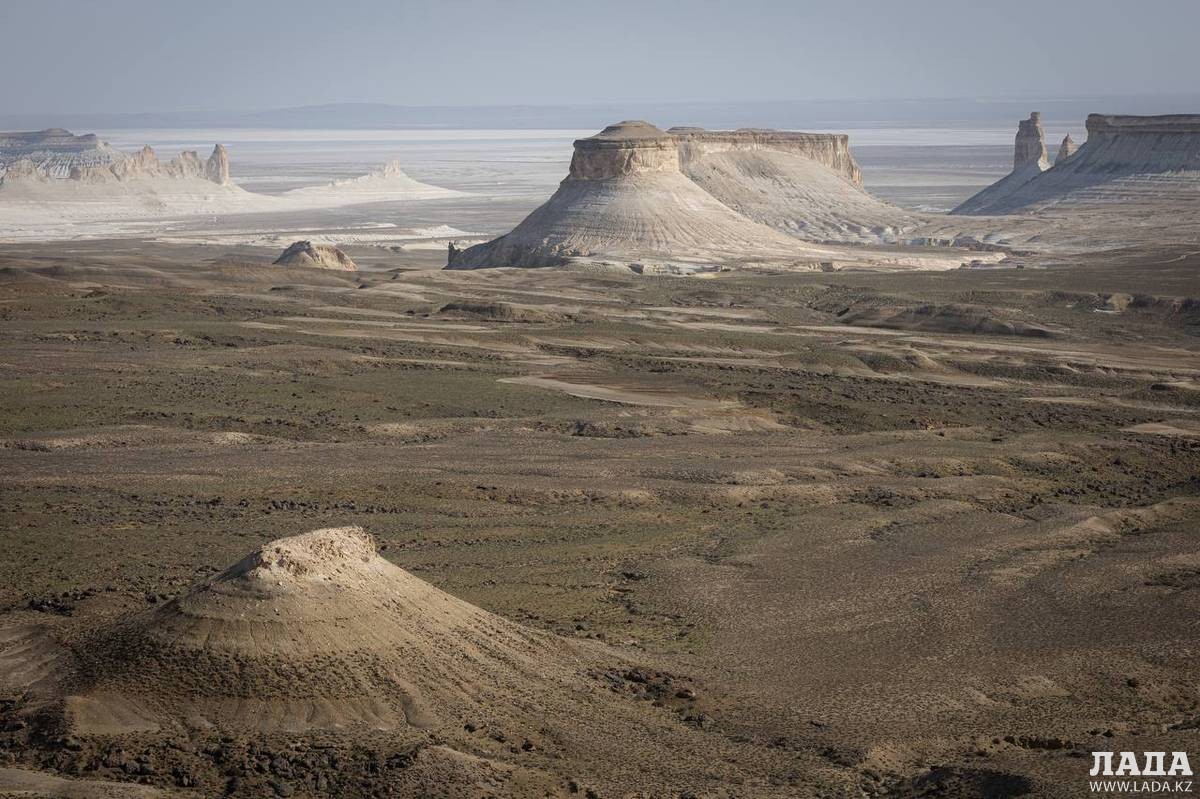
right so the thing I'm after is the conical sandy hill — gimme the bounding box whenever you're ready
[0,527,805,796]
[70,527,577,734]
[447,121,813,268]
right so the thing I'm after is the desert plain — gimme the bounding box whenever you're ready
[0,223,1198,796]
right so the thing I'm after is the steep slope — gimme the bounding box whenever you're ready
[955,113,1200,215]
[447,121,820,269]
[674,128,920,243]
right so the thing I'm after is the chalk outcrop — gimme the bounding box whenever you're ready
[1013,112,1050,170]
[446,120,921,268]
[273,240,358,270]
[954,112,1054,214]
[955,113,1200,215]
[1055,134,1078,166]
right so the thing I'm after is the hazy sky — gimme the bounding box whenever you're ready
[1,0,1195,114]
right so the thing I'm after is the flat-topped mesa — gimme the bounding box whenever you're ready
[447,119,819,269]
[567,120,680,179]
[1014,112,1050,170]
[670,127,863,186]
[1055,134,1078,165]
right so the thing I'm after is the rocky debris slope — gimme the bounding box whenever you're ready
[955,113,1200,215]
[273,241,358,270]
[447,121,814,269]
[673,127,920,244]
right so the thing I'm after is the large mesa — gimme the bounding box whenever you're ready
[447,121,852,269]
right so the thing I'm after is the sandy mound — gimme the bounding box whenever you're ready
[68,527,569,734]
[273,241,357,271]
[0,526,778,795]
[447,121,814,268]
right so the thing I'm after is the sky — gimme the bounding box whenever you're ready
[0,0,1195,114]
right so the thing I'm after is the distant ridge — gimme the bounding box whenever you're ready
[5,94,1200,131]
